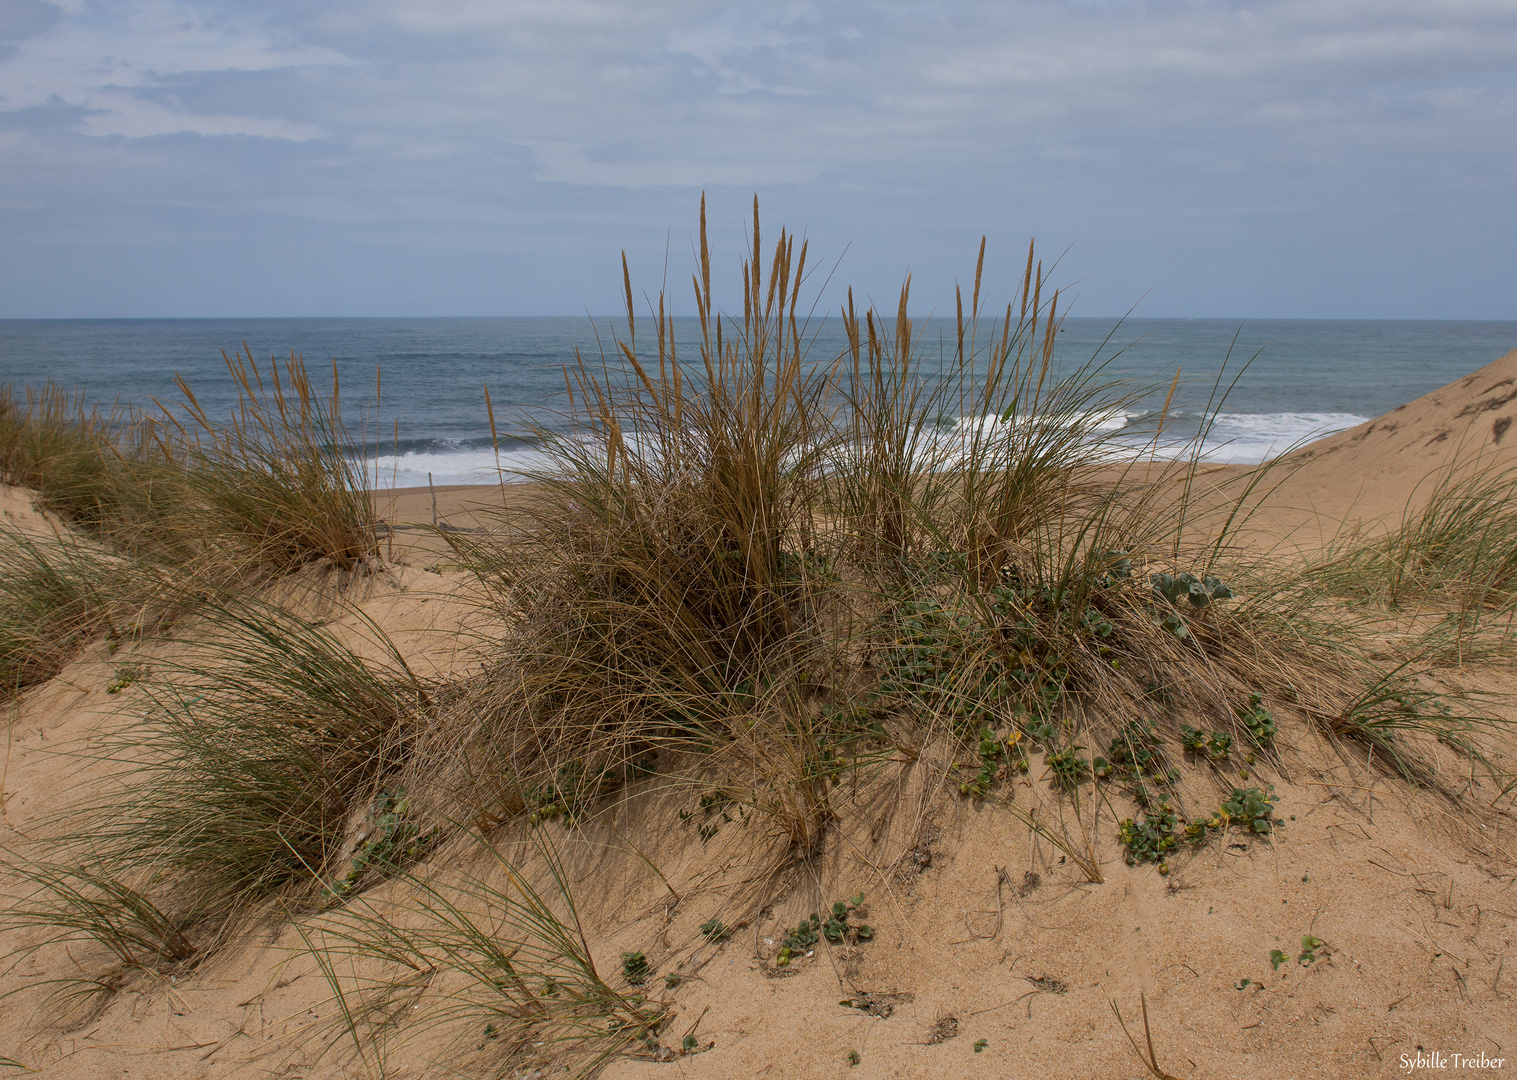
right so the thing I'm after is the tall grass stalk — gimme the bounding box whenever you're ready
[0,859,195,969]
[377,200,1517,947]
[0,384,191,556]
[0,384,119,521]
[0,857,195,1025]
[830,239,1143,582]
[1317,659,1504,785]
[1375,460,1517,611]
[165,345,378,573]
[77,599,433,933]
[538,195,834,670]
[4,346,378,579]
[0,526,142,691]
[438,196,849,837]
[440,198,1387,848]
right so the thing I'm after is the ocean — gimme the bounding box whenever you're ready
[3,317,1516,487]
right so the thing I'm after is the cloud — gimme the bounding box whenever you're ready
[0,0,59,42]
[526,141,818,188]
[75,93,322,140]
[6,2,1515,164]
[0,0,57,62]
[0,0,1515,315]
[0,0,345,139]
[0,92,91,128]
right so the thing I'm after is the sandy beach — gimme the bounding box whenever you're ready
[2,347,1516,1080]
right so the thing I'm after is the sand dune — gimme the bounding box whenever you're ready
[1261,345,1517,527]
[2,354,1515,1080]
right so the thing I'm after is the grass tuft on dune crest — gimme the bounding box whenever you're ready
[1,348,377,582]
[166,345,378,574]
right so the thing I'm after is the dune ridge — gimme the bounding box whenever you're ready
[1261,345,1517,526]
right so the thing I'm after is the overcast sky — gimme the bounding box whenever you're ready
[1,0,1514,319]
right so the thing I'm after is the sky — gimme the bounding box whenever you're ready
[1,0,1515,319]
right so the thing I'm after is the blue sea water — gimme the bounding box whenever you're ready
[2,317,1515,487]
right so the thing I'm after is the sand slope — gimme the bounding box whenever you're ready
[1258,346,1517,530]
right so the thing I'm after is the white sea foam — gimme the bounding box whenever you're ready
[360,409,1370,487]
[367,445,555,488]
[1183,411,1368,464]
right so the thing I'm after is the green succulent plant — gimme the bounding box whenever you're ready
[1118,809,1185,865]
[325,788,439,899]
[1151,572,1234,610]
[1220,786,1278,833]
[620,951,650,985]
[1238,693,1277,744]
[776,894,872,964]
[1044,745,1088,788]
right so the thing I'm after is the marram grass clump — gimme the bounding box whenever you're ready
[1,347,378,583]
[71,600,435,933]
[427,199,1516,865]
